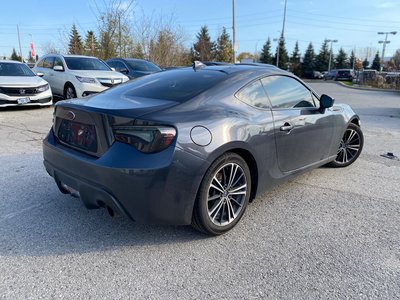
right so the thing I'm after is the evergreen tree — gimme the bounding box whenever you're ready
[349,50,356,70]
[215,27,233,62]
[259,38,273,64]
[68,24,84,55]
[84,31,99,57]
[302,42,315,74]
[315,40,330,71]
[362,58,369,69]
[290,41,301,76]
[193,26,215,61]
[371,51,381,71]
[274,35,289,69]
[335,47,349,69]
[10,48,21,61]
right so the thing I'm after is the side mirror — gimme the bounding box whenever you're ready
[120,68,129,74]
[53,65,64,72]
[320,94,334,109]
[36,72,44,77]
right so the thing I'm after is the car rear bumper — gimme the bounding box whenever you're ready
[43,129,208,225]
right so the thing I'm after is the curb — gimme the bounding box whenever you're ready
[336,81,400,93]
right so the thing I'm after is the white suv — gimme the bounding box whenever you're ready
[33,54,129,99]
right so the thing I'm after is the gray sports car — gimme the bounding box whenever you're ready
[43,64,363,235]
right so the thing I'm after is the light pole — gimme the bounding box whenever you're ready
[326,39,338,72]
[378,31,397,71]
[273,37,280,67]
[232,0,236,63]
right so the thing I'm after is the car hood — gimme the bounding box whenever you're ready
[0,76,47,87]
[70,70,129,81]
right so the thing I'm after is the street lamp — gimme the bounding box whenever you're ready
[378,31,397,71]
[273,37,280,67]
[326,39,338,72]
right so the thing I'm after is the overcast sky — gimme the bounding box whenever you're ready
[0,0,399,60]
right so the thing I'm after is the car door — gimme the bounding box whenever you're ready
[51,56,67,96]
[261,75,336,172]
[41,56,55,91]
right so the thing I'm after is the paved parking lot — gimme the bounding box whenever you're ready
[0,82,399,299]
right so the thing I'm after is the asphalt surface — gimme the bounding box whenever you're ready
[0,82,399,299]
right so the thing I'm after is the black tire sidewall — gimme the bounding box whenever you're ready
[331,123,364,168]
[64,84,76,99]
[195,153,251,235]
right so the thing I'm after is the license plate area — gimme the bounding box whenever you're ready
[17,97,31,104]
[58,119,98,153]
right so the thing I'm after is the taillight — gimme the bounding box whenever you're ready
[112,126,176,153]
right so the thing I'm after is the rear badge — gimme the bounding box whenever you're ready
[67,111,76,120]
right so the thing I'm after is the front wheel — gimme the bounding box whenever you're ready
[192,153,251,235]
[328,123,364,168]
[64,84,77,99]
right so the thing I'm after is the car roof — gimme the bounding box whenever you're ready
[196,64,288,76]
[0,60,24,64]
[41,54,99,59]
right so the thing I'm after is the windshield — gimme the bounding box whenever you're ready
[0,62,35,76]
[126,60,161,72]
[64,57,111,71]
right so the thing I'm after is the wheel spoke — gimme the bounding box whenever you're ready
[346,130,357,143]
[229,196,243,207]
[210,199,224,220]
[211,177,224,194]
[227,163,239,189]
[207,194,220,202]
[229,183,247,194]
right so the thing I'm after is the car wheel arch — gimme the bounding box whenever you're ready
[203,144,259,202]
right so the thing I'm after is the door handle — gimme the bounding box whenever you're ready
[280,122,294,132]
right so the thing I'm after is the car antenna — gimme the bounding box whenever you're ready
[192,61,206,72]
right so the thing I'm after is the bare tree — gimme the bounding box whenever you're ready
[91,0,136,59]
[132,10,189,67]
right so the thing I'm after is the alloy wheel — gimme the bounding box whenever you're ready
[335,128,361,164]
[207,162,248,226]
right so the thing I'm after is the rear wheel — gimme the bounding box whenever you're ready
[328,123,363,168]
[192,153,251,235]
[64,84,77,99]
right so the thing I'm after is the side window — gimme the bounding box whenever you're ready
[109,61,126,71]
[43,57,55,69]
[54,57,64,68]
[261,76,316,109]
[236,79,270,109]
[37,59,44,68]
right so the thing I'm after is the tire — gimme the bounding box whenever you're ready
[328,123,364,168]
[64,84,77,99]
[192,153,251,235]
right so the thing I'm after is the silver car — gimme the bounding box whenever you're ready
[33,54,129,99]
[0,60,52,107]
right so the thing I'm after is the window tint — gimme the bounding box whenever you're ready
[64,57,110,71]
[261,76,315,109]
[108,60,126,71]
[126,60,161,72]
[54,57,64,68]
[0,63,35,76]
[115,68,227,102]
[43,57,54,69]
[236,79,270,109]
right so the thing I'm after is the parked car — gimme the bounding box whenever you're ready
[324,69,338,80]
[106,58,161,80]
[304,71,323,79]
[43,64,363,235]
[33,54,129,99]
[0,60,52,107]
[335,69,354,81]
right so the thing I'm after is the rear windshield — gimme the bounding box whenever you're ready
[0,62,35,76]
[118,68,228,102]
[64,57,111,71]
[126,60,161,72]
